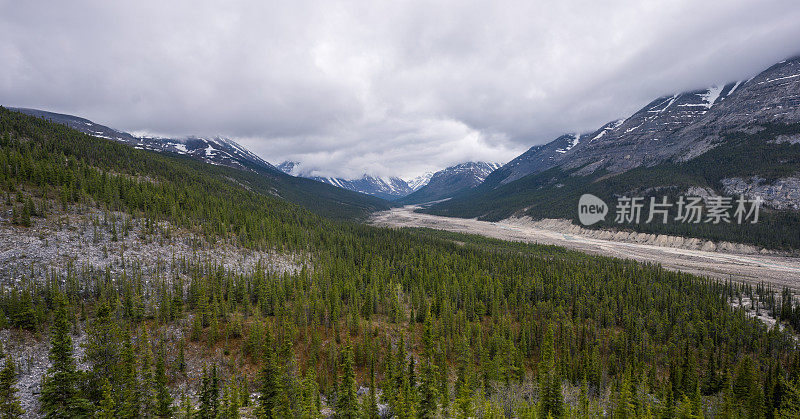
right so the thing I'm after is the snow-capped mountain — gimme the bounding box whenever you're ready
[276,161,302,176]
[277,161,413,200]
[405,172,434,191]
[9,108,278,174]
[427,55,800,219]
[317,176,412,200]
[485,57,800,187]
[399,162,501,204]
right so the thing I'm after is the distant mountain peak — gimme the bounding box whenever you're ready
[399,161,502,205]
[277,161,413,200]
[405,172,434,191]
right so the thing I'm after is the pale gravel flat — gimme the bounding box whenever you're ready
[371,206,800,289]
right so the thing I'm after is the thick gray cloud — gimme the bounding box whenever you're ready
[2,0,800,179]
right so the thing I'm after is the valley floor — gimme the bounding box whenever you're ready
[371,206,800,289]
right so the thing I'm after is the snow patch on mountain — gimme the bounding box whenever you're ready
[700,85,724,108]
[556,133,581,154]
[406,172,434,191]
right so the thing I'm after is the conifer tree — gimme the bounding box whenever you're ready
[454,337,473,419]
[405,357,417,419]
[117,332,140,419]
[418,362,438,418]
[96,379,116,419]
[258,330,279,419]
[139,339,156,417]
[538,325,563,418]
[776,376,800,418]
[300,369,319,419]
[271,363,292,419]
[154,350,174,418]
[225,383,240,419]
[39,295,91,419]
[180,393,195,419]
[336,345,359,419]
[0,355,24,418]
[418,314,439,419]
[177,340,186,373]
[19,198,31,227]
[662,383,676,419]
[197,365,220,419]
[614,372,635,419]
[84,300,121,403]
[365,360,378,419]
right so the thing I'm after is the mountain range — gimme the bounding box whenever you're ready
[277,161,413,200]
[423,56,800,250]
[8,54,800,249]
[6,107,390,220]
[8,106,502,210]
[398,161,501,204]
[277,161,499,201]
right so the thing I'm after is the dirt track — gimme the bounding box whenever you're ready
[371,206,800,288]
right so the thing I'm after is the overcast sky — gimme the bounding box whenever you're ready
[2,1,800,179]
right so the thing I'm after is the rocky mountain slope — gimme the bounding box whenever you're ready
[399,161,501,204]
[484,57,800,189]
[424,56,800,250]
[10,108,279,175]
[2,108,389,219]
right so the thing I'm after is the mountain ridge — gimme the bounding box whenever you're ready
[484,56,800,189]
[9,107,280,175]
[399,161,501,205]
[277,161,413,200]
[422,56,800,250]
[4,107,390,219]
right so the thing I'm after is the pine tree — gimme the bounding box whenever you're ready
[418,314,439,419]
[734,355,763,419]
[225,383,240,419]
[383,344,396,415]
[676,395,699,419]
[39,295,91,419]
[538,325,563,419]
[336,345,359,419]
[117,332,140,419]
[662,383,676,419]
[364,360,378,419]
[0,355,24,418]
[180,393,194,418]
[614,371,635,419]
[418,362,439,419]
[300,369,319,419]
[776,376,800,418]
[19,198,31,227]
[258,330,279,419]
[154,350,174,418]
[271,363,292,419]
[197,365,220,419]
[177,340,186,373]
[717,378,737,419]
[454,338,473,419]
[84,300,121,403]
[139,339,156,417]
[96,379,116,419]
[405,357,417,419]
